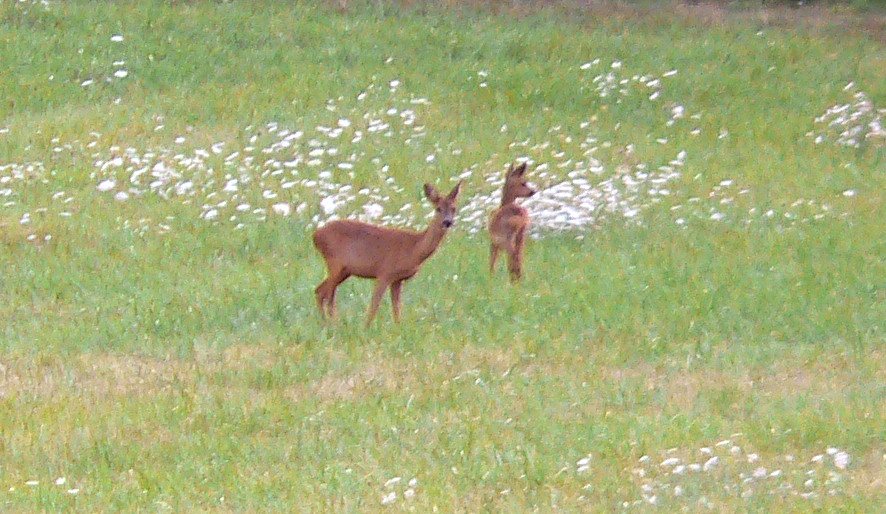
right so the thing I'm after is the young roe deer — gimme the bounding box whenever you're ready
[489,162,536,282]
[312,181,462,326]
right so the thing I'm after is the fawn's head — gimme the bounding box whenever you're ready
[503,162,536,202]
[424,181,462,229]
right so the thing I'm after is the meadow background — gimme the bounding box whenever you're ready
[1,0,884,510]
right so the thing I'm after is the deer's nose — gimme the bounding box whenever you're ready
[442,219,454,228]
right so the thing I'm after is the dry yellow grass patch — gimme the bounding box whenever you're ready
[603,349,884,412]
[282,343,559,407]
[218,341,281,369]
[286,351,424,404]
[0,352,192,399]
[449,344,523,377]
[848,447,886,498]
[754,350,886,397]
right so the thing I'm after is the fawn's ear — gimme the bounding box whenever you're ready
[515,162,528,176]
[424,183,440,203]
[506,163,515,176]
[447,180,462,201]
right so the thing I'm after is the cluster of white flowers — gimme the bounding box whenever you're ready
[618,437,857,508]
[810,82,886,148]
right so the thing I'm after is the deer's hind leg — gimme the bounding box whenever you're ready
[314,281,327,318]
[315,266,350,319]
[508,226,527,282]
[490,243,501,273]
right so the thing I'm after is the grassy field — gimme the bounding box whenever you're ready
[1,0,885,510]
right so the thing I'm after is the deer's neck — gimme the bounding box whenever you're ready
[501,188,520,206]
[410,219,448,264]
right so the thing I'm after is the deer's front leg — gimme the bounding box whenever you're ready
[366,278,391,326]
[390,280,404,322]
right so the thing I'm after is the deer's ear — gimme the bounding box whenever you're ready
[447,181,462,201]
[506,163,515,176]
[424,183,440,202]
[515,162,528,176]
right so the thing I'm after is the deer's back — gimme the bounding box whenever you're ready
[490,203,530,236]
[313,220,422,277]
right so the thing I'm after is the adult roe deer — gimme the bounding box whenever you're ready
[489,162,536,282]
[312,181,462,325]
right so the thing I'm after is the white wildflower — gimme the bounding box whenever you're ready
[834,451,850,469]
[271,203,291,216]
[320,196,339,215]
[381,491,396,505]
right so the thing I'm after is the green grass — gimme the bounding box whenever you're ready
[1,0,885,510]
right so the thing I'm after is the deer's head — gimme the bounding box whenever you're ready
[504,162,536,202]
[424,181,462,230]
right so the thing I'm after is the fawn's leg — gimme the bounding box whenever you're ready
[508,227,527,282]
[390,280,404,322]
[489,244,501,273]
